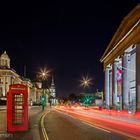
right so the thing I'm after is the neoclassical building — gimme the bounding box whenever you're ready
[0,51,51,105]
[101,3,140,112]
[0,51,32,100]
[0,51,22,97]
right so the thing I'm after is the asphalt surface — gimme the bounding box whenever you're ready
[44,110,134,140]
[0,106,139,140]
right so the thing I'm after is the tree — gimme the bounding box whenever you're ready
[80,93,95,105]
[68,93,78,101]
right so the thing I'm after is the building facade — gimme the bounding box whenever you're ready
[101,3,140,112]
[0,51,33,102]
[31,82,43,103]
[0,51,22,97]
[49,76,56,105]
[0,51,51,105]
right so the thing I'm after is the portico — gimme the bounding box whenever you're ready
[101,3,140,112]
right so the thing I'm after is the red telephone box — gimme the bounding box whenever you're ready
[7,84,28,132]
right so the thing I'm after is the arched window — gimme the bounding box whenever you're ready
[5,60,8,66]
[2,59,4,66]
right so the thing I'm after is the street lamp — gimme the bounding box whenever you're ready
[36,67,51,110]
[79,74,93,106]
[37,67,50,81]
[80,74,92,89]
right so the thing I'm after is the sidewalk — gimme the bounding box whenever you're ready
[81,106,140,125]
[0,106,49,140]
[0,106,6,111]
[88,106,140,117]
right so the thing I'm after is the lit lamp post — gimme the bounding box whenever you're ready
[37,67,50,110]
[80,74,92,91]
[37,68,50,82]
[80,74,93,106]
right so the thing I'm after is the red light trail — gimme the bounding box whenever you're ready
[54,106,140,139]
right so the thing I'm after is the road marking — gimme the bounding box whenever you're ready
[82,121,111,133]
[54,109,78,120]
[55,109,111,133]
[54,108,140,139]
[40,111,50,140]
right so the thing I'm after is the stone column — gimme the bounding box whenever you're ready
[136,44,140,111]
[105,66,110,108]
[109,70,113,106]
[112,60,118,107]
[122,53,129,109]
[3,76,6,96]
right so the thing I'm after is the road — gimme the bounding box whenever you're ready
[54,106,140,139]
[44,110,134,140]
[0,106,139,140]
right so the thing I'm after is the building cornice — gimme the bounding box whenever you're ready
[101,3,140,66]
[103,20,140,69]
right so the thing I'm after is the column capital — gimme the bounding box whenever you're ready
[106,66,111,70]
[123,52,129,56]
[106,64,111,68]
[114,60,119,63]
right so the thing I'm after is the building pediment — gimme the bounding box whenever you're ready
[101,3,140,66]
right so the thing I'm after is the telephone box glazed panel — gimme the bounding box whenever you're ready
[7,84,28,132]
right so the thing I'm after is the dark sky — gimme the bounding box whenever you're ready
[0,0,139,97]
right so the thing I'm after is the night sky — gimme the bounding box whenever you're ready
[0,1,139,97]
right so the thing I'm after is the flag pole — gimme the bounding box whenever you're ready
[24,65,26,77]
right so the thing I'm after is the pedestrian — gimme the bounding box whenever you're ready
[49,99,52,107]
[42,104,45,111]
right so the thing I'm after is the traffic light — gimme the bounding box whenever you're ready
[41,95,46,106]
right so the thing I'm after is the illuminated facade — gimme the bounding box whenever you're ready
[0,51,32,100]
[50,77,56,97]
[0,51,22,97]
[49,76,56,105]
[101,3,140,112]
[21,77,33,103]
[31,82,43,103]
